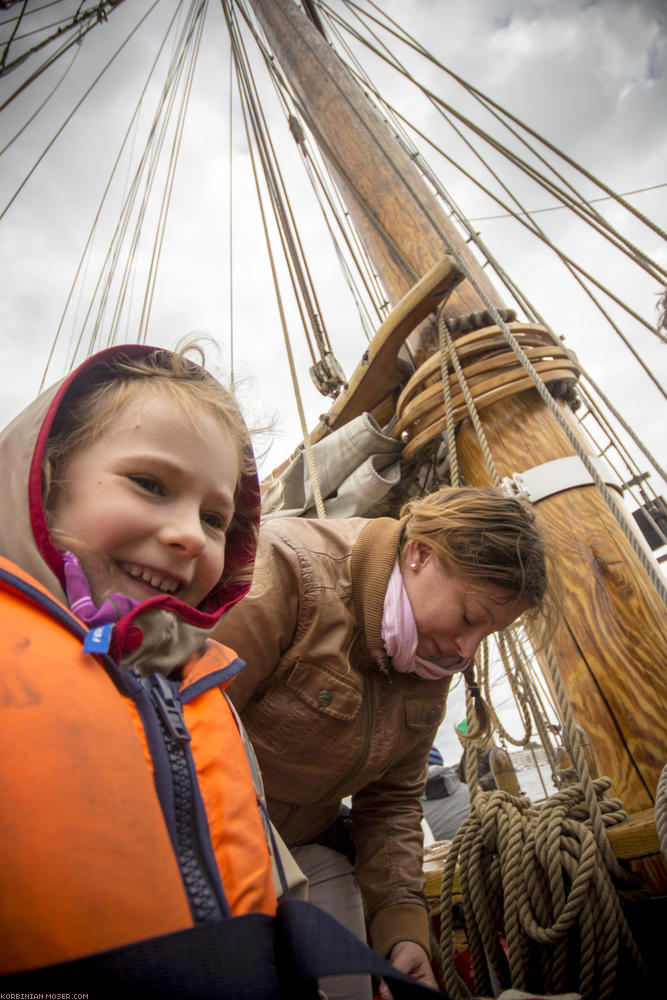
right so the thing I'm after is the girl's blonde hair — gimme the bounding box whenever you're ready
[42,345,259,594]
[399,486,551,739]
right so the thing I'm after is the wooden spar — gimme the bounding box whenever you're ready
[247,0,667,877]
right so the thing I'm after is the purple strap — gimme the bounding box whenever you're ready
[61,550,140,627]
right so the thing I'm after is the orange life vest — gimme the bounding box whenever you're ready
[0,556,276,976]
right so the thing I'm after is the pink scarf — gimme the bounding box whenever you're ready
[381,560,469,679]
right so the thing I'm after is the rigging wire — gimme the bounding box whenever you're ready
[324,0,667,325]
[341,0,667,247]
[0,32,81,158]
[135,0,207,342]
[323,3,667,304]
[0,0,27,73]
[380,101,667,394]
[0,0,64,25]
[227,26,234,385]
[0,0,161,220]
[85,0,204,353]
[470,183,667,222]
[311,25,667,400]
[222,0,327,518]
[37,0,191,385]
[228,0,351,397]
[0,1,128,85]
[236,0,391,336]
[229,5,322,368]
[318,8,547,330]
[7,14,87,44]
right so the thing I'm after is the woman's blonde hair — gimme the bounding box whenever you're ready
[399,486,548,616]
[399,486,551,739]
[42,345,259,594]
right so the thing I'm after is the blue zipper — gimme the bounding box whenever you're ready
[142,672,228,922]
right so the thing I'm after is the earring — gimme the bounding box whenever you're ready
[410,562,418,571]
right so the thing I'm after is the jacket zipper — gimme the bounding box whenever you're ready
[144,672,224,924]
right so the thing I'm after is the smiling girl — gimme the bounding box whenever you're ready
[214,485,550,999]
[0,344,276,977]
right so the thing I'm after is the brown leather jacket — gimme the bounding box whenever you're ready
[214,514,451,958]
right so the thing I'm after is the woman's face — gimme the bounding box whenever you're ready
[401,541,525,663]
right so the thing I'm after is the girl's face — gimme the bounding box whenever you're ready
[48,391,240,609]
[402,541,525,662]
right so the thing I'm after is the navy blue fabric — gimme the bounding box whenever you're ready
[180,658,245,703]
[1,900,449,999]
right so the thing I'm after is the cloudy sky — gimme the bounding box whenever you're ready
[1,0,665,761]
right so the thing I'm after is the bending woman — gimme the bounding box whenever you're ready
[214,486,549,996]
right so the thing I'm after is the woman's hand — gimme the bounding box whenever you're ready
[378,940,439,998]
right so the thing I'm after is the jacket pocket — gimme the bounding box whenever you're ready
[286,660,363,722]
[404,697,445,732]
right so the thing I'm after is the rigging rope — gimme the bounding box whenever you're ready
[321,0,667,364]
[0,33,81,158]
[437,780,645,999]
[427,188,651,997]
[70,0,204,359]
[343,0,667,247]
[233,2,343,369]
[334,3,667,296]
[470,182,667,223]
[224,0,327,517]
[0,0,161,220]
[431,231,667,605]
[37,0,183,387]
[657,763,667,864]
[135,0,207,343]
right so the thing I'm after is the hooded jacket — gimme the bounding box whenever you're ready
[0,346,276,977]
[214,514,452,960]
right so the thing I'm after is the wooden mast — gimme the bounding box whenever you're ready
[247,0,667,877]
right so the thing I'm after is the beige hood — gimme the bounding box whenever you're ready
[0,345,260,675]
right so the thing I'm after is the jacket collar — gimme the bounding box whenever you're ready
[350,515,406,674]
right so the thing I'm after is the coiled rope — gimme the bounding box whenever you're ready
[437,780,645,1000]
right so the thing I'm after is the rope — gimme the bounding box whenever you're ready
[656,763,667,864]
[437,780,645,999]
[436,240,667,606]
[436,310,501,489]
[37,0,185,388]
[539,642,641,893]
[230,5,326,519]
[327,2,667,352]
[437,313,459,488]
[470,183,667,222]
[332,0,667,257]
[0,35,80,158]
[0,0,158,217]
[502,630,561,783]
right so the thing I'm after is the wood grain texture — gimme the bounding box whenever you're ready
[457,391,667,819]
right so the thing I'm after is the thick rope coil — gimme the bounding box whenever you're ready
[656,762,667,863]
[438,779,646,1000]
